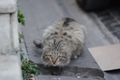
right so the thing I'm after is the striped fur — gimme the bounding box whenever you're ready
[35,17,86,66]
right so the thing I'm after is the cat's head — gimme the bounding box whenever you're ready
[41,39,71,66]
[33,37,71,67]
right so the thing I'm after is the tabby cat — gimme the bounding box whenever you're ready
[34,17,86,66]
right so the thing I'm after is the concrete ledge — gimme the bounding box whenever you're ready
[0,13,19,53]
[0,0,17,13]
[0,54,22,80]
[10,12,19,50]
[37,75,104,80]
[0,14,12,52]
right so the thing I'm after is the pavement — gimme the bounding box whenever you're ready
[0,54,22,80]
[18,0,120,80]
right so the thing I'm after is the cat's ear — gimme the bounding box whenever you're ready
[33,40,43,49]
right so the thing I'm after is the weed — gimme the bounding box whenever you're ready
[21,58,40,80]
[18,10,25,25]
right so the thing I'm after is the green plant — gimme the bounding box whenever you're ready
[18,10,25,25]
[22,58,40,80]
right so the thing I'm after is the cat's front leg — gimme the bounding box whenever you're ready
[33,40,43,49]
[72,44,83,59]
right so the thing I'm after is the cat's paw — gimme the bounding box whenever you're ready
[33,40,43,48]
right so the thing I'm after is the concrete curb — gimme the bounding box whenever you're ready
[37,75,104,80]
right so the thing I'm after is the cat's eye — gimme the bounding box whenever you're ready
[59,57,67,63]
[63,32,67,35]
[45,55,52,57]
[54,32,58,35]
[43,56,50,61]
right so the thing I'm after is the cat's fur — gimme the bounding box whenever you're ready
[34,17,86,66]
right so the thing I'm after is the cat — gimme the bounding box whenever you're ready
[33,17,86,66]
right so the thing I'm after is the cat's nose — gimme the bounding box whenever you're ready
[52,58,57,64]
[52,60,56,64]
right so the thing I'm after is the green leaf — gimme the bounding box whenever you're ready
[18,10,25,25]
[21,59,40,80]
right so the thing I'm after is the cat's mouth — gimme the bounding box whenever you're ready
[41,60,70,67]
[41,56,70,66]
[51,63,69,67]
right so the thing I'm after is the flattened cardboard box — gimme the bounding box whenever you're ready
[88,44,120,71]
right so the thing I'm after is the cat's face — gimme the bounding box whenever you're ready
[41,51,70,66]
[41,48,71,66]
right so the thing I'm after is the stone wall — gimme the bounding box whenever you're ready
[0,0,19,54]
[0,0,22,80]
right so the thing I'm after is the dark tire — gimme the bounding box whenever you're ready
[76,0,111,11]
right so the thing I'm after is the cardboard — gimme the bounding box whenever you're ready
[88,44,120,71]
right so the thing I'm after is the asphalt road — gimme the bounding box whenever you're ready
[18,0,120,80]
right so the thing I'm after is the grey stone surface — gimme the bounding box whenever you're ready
[0,0,21,80]
[0,14,12,53]
[92,8,120,41]
[89,13,120,44]
[0,54,22,80]
[0,0,17,13]
[0,1,19,54]
[38,65,104,78]
[10,12,19,50]
[37,75,104,80]
[0,13,19,54]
